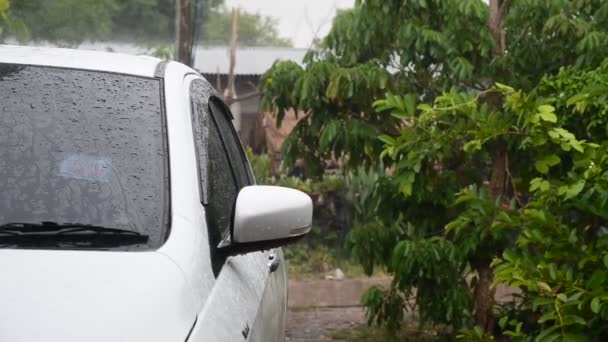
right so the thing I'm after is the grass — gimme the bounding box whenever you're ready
[328,322,448,342]
[284,243,368,280]
[283,226,375,280]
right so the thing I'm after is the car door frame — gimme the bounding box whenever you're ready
[182,73,285,342]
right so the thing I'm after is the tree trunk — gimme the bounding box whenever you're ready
[488,0,508,55]
[472,0,510,334]
[474,260,496,333]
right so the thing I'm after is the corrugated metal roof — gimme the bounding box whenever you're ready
[194,47,307,75]
[74,42,307,76]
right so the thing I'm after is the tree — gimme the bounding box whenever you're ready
[260,0,608,337]
[110,0,224,43]
[0,0,9,31]
[111,0,177,42]
[4,0,290,47]
[0,0,32,41]
[9,0,119,45]
[203,6,291,47]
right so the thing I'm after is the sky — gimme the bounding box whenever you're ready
[225,0,355,48]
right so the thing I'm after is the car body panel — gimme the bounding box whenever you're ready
[0,249,197,342]
[0,45,160,77]
[156,66,214,309]
[250,248,288,342]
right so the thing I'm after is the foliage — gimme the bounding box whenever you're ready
[488,64,608,340]
[0,0,10,36]
[111,0,179,42]
[245,146,272,184]
[260,58,395,174]
[9,0,119,45]
[283,235,366,281]
[260,0,608,339]
[3,0,290,47]
[374,64,608,339]
[260,0,608,176]
[204,6,291,47]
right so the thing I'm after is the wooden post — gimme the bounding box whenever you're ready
[224,8,241,132]
[224,8,239,103]
[175,0,193,66]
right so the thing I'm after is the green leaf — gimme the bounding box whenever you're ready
[533,297,554,310]
[538,311,556,323]
[539,111,558,123]
[536,325,560,342]
[530,178,550,192]
[562,315,587,326]
[399,180,413,196]
[378,135,396,145]
[463,139,482,152]
[535,154,561,174]
[495,82,514,93]
[591,297,601,313]
[540,180,551,192]
[403,94,416,116]
[548,263,557,280]
[372,98,388,110]
[417,103,432,112]
[535,160,549,174]
[498,316,508,329]
[544,154,561,166]
[537,281,552,293]
[565,180,585,200]
[538,105,555,113]
[561,333,588,342]
[570,140,584,153]
[567,93,589,106]
[604,254,608,269]
[548,130,560,139]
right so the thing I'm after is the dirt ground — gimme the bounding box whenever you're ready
[286,306,366,342]
[285,278,389,341]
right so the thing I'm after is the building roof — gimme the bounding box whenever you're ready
[0,44,162,78]
[2,42,308,77]
[193,47,308,75]
[74,42,307,76]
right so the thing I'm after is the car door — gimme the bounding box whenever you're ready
[207,95,288,342]
[186,76,286,342]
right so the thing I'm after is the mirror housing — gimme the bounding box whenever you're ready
[231,185,312,249]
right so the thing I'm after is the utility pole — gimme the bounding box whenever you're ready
[224,8,241,132]
[175,0,193,66]
[224,8,239,104]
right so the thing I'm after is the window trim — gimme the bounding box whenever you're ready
[189,95,209,205]
[157,76,173,245]
[208,96,254,186]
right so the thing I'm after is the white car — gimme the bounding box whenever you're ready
[0,45,312,342]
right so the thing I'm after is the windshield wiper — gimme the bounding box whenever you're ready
[0,221,149,247]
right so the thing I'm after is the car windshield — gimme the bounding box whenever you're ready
[0,64,169,250]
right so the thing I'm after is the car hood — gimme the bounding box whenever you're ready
[0,249,198,342]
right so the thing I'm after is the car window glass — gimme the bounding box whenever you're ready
[208,98,252,187]
[206,108,239,248]
[0,64,169,250]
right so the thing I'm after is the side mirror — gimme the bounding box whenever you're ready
[232,186,312,248]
